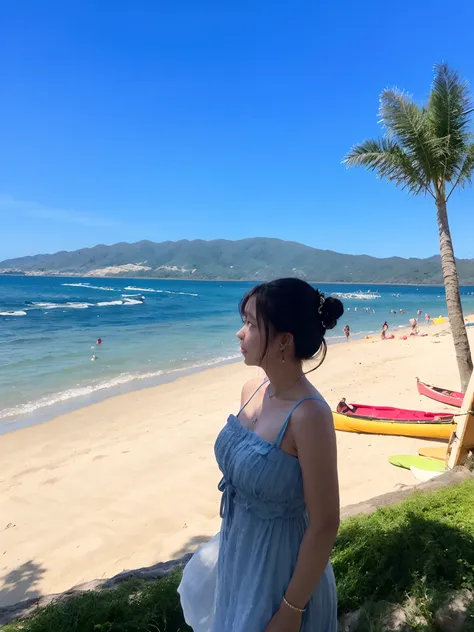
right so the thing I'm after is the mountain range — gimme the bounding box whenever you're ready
[1,238,473,284]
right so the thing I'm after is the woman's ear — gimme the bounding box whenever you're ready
[280,333,293,350]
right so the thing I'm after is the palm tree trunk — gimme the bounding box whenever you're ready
[436,195,473,391]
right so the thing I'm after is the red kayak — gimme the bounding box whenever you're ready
[416,378,464,408]
[336,398,453,423]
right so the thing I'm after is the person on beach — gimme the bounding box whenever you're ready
[381,321,388,340]
[425,313,431,326]
[179,278,343,632]
[344,324,350,342]
[410,317,419,334]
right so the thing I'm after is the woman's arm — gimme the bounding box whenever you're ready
[283,399,340,609]
[264,399,339,632]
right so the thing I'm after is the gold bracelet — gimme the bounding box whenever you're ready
[282,596,306,613]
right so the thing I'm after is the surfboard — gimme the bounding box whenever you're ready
[417,446,447,461]
[410,465,444,482]
[388,454,446,472]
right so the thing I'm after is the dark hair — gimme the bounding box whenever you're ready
[239,278,344,368]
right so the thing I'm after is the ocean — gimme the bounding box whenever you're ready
[2,276,474,434]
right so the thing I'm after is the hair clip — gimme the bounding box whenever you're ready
[317,293,326,315]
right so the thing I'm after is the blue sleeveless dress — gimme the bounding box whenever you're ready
[212,383,338,632]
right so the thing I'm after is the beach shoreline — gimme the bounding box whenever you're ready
[0,319,443,436]
[1,317,470,607]
[4,276,472,437]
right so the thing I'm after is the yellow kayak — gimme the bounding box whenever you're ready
[333,411,455,440]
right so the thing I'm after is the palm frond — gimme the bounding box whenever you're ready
[342,138,432,196]
[428,64,474,183]
[447,143,474,199]
[379,89,443,183]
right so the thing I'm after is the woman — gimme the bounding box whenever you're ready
[179,278,343,631]
[343,324,350,342]
[381,321,388,340]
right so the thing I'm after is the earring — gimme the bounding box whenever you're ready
[280,346,285,363]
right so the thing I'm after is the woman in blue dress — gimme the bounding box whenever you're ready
[180,278,343,632]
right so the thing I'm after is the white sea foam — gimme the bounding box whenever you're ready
[0,353,240,421]
[124,285,198,297]
[96,300,126,307]
[28,302,92,309]
[27,299,142,309]
[62,283,117,291]
[331,291,381,300]
[96,298,142,306]
[0,310,27,316]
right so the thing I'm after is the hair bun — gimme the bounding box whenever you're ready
[319,295,344,330]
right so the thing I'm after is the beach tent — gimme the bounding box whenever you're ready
[447,370,474,467]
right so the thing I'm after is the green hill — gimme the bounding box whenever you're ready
[1,237,473,284]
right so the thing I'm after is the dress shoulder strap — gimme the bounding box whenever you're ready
[237,378,269,416]
[273,396,326,448]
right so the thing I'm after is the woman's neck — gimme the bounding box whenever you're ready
[264,362,304,397]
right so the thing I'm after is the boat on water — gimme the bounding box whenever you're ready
[416,378,464,408]
[334,399,455,439]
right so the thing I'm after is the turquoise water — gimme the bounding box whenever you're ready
[1,276,474,433]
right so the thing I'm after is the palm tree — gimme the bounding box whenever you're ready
[343,63,474,391]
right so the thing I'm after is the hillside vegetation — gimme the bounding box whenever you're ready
[2,237,474,284]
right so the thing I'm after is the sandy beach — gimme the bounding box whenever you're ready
[0,319,469,607]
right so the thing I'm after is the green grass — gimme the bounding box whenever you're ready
[3,573,191,632]
[333,479,474,614]
[3,480,474,632]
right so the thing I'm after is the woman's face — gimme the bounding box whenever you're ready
[236,297,267,367]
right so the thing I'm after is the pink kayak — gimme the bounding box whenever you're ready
[336,398,453,422]
[416,378,464,408]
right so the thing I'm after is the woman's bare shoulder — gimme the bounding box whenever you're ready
[240,376,266,405]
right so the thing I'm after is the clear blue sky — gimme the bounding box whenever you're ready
[1,0,474,261]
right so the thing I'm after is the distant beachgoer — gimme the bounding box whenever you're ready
[344,324,350,342]
[97,338,102,345]
[410,317,419,334]
[354,307,358,312]
[91,355,98,361]
[417,309,422,316]
[425,313,431,326]
[381,321,388,340]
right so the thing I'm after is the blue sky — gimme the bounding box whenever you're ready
[1,0,474,261]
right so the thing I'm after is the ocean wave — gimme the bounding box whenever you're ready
[0,353,240,421]
[96,298,143,306]
[27,302,92,309]
[331,291,381,300]
[0,310,27,316]
[62,283,117,291]
[124,285,198,297]
[26,298,142,309]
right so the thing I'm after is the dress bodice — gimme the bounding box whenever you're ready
[214,414,306,522]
